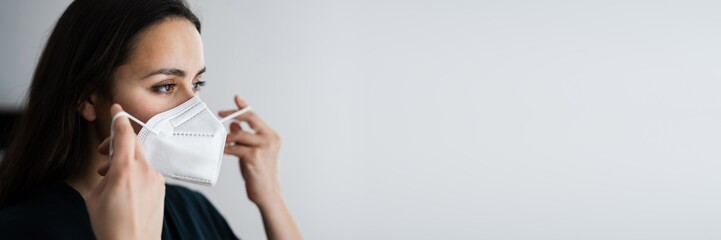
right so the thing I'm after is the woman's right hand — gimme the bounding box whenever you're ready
[85,104,166,239]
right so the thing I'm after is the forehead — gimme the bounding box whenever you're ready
[124,17,204,73]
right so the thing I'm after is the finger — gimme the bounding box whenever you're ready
[226,127,265,146]
[233,95,250,108]
[217,95,250,117]
[97,161,111,176]
[97,137,110,155]
[224,144,253,159]
[109,104,136,166]
[218,109,271,135]
[219,95,271,132]
[230,121,242,132]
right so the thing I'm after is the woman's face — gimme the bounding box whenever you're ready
[109,17,205,131]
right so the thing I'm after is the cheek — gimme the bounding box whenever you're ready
[112,91,166,126]
[110,77,191,127]
[120,98,164,123]
[110,78,157,122]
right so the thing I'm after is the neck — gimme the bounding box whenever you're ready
[65,135,108,200]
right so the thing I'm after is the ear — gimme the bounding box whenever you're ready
[79,94,98,121]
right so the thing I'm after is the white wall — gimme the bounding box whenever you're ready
[2,0,721,239]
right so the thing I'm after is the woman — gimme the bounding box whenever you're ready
[0,0,301,239]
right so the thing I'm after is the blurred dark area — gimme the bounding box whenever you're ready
[0,110,21,151]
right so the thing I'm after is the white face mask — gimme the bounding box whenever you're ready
[109,96,252,186]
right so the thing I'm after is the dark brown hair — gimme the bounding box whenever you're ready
[0,0,201,209]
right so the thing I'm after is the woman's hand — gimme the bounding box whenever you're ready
[219,95,302,240]
[85,104,166,240]
[219,96,282,205]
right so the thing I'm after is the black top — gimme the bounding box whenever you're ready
[0,182,239,239]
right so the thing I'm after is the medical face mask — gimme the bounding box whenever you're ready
[110,96,252,186]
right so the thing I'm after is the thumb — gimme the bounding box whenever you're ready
[109,104,136,167]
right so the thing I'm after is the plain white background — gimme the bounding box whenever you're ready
[2,0,721,239]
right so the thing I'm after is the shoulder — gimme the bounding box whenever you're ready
[165,183,212,206]
[164,183,221,218]
[0,183,93,239]
[166,183,204,198]
[0,203,54,238]
[163,184,238,239]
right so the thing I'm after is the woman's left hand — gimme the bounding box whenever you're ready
[218,95,302,240]
[218,95,282,206]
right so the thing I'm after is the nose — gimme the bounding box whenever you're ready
[179,82,197,101]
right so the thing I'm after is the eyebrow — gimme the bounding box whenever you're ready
[143,66,206,79]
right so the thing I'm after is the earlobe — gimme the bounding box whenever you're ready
[79,94,98,121]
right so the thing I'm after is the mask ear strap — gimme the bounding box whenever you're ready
[109,111,157,157]
[219,106,253,123]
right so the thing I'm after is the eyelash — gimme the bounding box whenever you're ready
[151,83,176,94]
[151,80,206,94]
[193,81,206,90]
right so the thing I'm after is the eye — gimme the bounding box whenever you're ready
[193,81,206,91]
[151,83,177,94]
